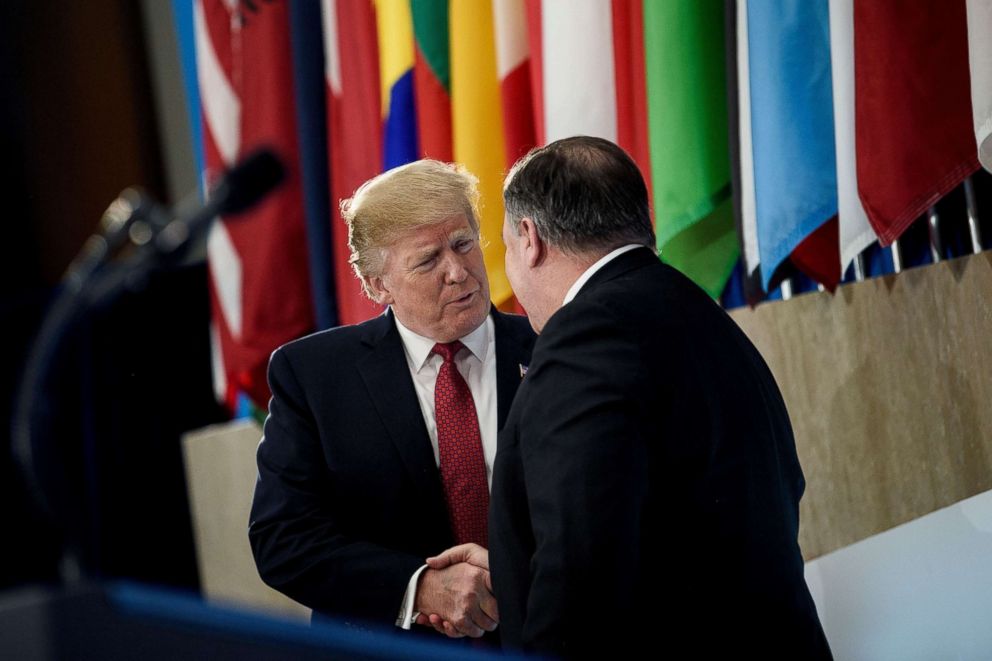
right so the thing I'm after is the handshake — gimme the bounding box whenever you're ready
[414,543,497,639]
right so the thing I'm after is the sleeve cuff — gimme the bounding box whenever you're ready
[395,564,429,629]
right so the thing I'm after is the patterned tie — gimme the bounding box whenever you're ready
[432,341,489,547]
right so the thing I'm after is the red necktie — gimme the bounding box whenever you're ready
[433,341,489,547]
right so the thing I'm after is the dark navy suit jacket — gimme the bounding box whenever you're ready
[249,308,535,626]
[490,249,831,659]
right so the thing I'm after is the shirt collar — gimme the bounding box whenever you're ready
[392,310,491,373]
[562,244,647,305]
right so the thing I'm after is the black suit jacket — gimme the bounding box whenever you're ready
[490,249,831,659]
[249,308,535,627]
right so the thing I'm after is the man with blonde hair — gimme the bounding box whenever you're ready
[249,160,534,642]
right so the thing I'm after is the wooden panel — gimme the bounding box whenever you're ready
[731,252,992,559]
[182,421,310,619]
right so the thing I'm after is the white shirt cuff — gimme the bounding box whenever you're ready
[395,564,429,629]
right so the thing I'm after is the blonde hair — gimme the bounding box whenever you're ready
[340,160,481,298]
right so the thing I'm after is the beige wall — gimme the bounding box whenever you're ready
[731,251,992,560]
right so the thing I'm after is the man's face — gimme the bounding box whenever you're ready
[371,214,490,343]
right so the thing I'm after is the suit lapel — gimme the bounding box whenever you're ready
[357,311,447,508]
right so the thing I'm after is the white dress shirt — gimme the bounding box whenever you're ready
[392,313,498,629]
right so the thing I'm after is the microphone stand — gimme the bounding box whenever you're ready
[11,149,284,585]
[11,192,196,584]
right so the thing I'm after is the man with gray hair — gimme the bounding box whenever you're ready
[248,160,534,642]
[433,136,830,658]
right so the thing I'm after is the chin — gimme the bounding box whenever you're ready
[449,303,489,338]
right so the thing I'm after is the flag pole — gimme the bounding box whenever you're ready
[926,205,943,262]
[780,277,794,300]
[964,176,984,254]
[853,251,867,281]
[891,238,904,273]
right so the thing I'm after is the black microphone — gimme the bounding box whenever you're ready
[212,147,286,215]
[11,147,287,586]
[63,148,285,284]
[154,147,285,256]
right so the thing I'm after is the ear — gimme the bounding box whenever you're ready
[366,275,395,306]
[518,217,545,268]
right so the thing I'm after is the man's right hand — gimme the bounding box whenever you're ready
[413,544,498,638]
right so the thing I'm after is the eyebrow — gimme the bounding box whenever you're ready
[449,228,476,243]
[406,229,476,266]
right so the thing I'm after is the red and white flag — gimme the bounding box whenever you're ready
[195,0,314,410]
[829,0,876,273]
[523,0,650,185]
[493,0,537,168]
[321,0,384,325]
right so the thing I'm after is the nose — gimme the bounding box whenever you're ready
[442,252,469,284]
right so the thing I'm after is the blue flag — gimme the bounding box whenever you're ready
[289,1,338,330]
[747,0,838,290]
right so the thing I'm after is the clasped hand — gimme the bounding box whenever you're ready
[414,543,497,638]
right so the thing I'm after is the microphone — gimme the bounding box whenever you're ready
[211,147,286,215]
[10,148,286,585]
[62,188,153,291]
[62,148,286,284]
[154,147,285,256]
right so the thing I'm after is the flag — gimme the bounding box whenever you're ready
[375,0,418,168]
[411,0,453,161]
[523,0,546,145]
[524,0,648,169]
[611,0,652,193]
[725,0,764,303]
[644,0,739,299]
[747,0,838,291]
[829,0,877,274]
[172,0,205,184]
[855,0,980,244]
[537,0,617,142]
[789,216,839,288]
[195,0,314,410]
[966,0,992,173]
[450,0,513,307]
[492,0,537,168]
[289,0,337,331]
[323,0,384,325]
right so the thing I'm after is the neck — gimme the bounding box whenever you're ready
[528,248,604,332]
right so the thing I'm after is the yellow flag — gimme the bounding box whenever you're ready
[449,0,512,307]
[374,0,414,120]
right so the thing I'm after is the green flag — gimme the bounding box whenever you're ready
[644,1,738,298]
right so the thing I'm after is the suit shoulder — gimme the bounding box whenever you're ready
[274,314,387,363]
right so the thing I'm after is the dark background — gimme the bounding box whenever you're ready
[0,1,223,593]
